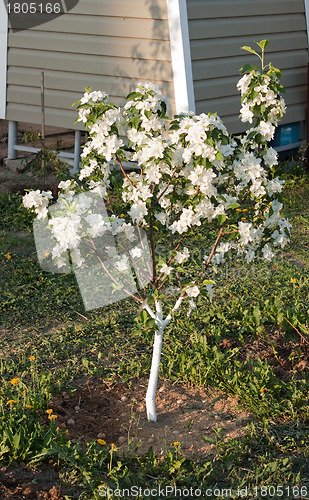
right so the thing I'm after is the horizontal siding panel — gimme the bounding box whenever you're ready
[196,104,306,135]
[7,49,173,80]
[10,14,170,40]
[193,68,308,102]
[70,0,168,19]
[190,33,307,61]
[7,81,175,109]
[188,15,306,40]
[6,98,178,130]
[7,68,175,100]
[280,104,306,124]
[8,31,172,61]
[6,102,81,129]
[6,83,176,128]
[7,86,86,110]
[190,0,307,135]
[187,0,304,19]
[196,86,307,118]
[192,51,308,81]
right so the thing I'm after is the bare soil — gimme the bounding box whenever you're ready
[0,377,252,500]
[50,377,251,456]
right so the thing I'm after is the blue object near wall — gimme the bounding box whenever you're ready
[270,122,300,148]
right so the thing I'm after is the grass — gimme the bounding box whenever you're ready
[0,164,309,498]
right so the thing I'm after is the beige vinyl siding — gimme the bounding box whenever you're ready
[187,0,308,134]
[6,0,174,129]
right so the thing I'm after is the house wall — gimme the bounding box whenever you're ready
[6,0,175,129]
[187,0,308,134]
[0,2,8,119]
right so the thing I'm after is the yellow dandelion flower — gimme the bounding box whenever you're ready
[7,399,15,404]
[6,253,11,260]
[290,278,296,284]
[110,443,118,451]
[10,378,20,385]
[29,356,35,361]
[173,441,180,447]
[241,217,246,220]
[46,409,53,414]
[97,439,106,446]
[242,209,248,212]
[48,414,58,420]
[25,404,33,409]
[260,387,268,393]
[236,208,242,212]
[120,214,125,218]
[44,252,50,258]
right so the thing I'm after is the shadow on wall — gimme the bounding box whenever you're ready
[109,0,174,105]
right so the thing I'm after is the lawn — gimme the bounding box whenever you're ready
[0,162,309,499]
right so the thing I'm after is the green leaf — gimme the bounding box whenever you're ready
[256,39,269,50]
[203,280,216,285]
[0,446,10,457]
[141,309,148,323]
[217,214,227,225]
[169,123,180,131]
[144,109,152,120]
[227,202,240,210]
[126,91,143,100]
[240,63,258,74]
[12,433,21,450]
[146,318,156,329]
[246,130,258,141]
[160,101,167,117]
[202,435,215,444]
[241,46,260,57]
[253,306,261,326]
[216,151,223,161]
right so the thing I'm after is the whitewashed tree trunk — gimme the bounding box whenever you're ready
[145,323,164,421]
[145,296,184,421]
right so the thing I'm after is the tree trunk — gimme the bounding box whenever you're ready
[145,323,164,421]
[145,296,184,421]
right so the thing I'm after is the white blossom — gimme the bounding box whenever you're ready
[174,247,190,264]
[185,285,200,298]
[160,263,173,275]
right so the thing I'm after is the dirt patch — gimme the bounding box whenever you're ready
[0,464,62,499]
[49,377,251,458]
[0,377,252,499]
[233,327,309,382]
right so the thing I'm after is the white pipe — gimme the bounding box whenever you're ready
[8,121,17,160]
[14,144,74,159]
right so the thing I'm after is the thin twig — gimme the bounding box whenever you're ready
[284,317,309,346]
[116,154,134,187]
[89,239,143,303]
[157,167,178,202]
[74,310,89,321]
